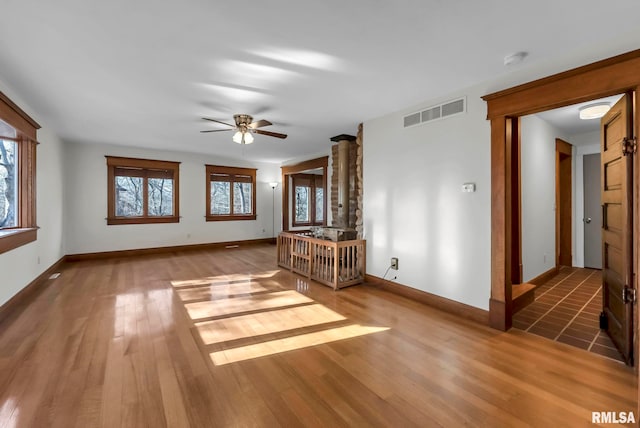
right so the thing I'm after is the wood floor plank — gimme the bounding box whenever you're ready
[0,244,636,427]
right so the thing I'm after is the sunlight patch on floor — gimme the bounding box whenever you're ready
[176,281,270,302]
[195,304,346,345]
[0,398,19,428]
[185,290,313,321]
[210,324,390,365]
[170,268,390,367]
[170,270,280,288]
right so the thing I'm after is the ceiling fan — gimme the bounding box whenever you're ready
[200,114,287,145]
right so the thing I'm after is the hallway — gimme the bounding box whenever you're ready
[512,267,624,363]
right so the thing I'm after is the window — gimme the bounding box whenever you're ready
[106,156,180,225]
[0,130,18,229]
[206,165,256,221]
[0,91,39,255]
[292,174,324,227]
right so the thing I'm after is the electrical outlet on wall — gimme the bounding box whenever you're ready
[391,257,399,270]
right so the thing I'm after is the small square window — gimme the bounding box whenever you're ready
[206,165,256,221]
[106,156,180,225]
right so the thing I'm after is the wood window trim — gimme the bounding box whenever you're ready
[281,156,328,231]
[206,165,257,221]
[291,173,324,227]
[481,49,640,332]
[0,90,39,254]
[106,156,180,225]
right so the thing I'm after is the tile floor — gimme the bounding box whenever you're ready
[513,267,624,363]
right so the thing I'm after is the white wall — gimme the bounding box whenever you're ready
[571,131,600,268]
[64,141,281,254]
[364,88,491,310]
[0,124,66,306]
[519,115,570,282]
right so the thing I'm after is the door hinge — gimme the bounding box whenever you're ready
[622,137,637,156]
[623,286,637,304]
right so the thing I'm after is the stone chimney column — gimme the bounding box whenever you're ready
[330,134,356,228]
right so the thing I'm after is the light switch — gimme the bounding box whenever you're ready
[462,183,476,193]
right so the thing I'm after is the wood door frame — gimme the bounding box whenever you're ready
[281,156,328,231]
[482,50,640,335]
[556,138,573,267]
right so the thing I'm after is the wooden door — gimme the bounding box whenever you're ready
[601,93,634,365]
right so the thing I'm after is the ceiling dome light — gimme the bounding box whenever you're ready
[232,131,254,144]
[579,102,611,120]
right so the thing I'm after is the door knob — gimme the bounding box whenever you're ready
[585,217,592,223]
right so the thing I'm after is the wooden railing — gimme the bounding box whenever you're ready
[277,232,366,290]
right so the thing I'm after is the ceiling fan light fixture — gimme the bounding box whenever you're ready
[202,114,286,144]
[579,102,611,120]
[232,130,254,144]
[232,131,243,144]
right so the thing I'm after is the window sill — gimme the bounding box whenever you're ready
[206,215,257,222]
[107,216,180,225]
[0,228,37,255]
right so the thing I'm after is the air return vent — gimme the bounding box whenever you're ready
[421,106,441,123]
[442,98,465,117]
[403,97,466,128]
[403,112,421,128]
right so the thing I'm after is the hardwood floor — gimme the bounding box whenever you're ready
[0,245,636,427]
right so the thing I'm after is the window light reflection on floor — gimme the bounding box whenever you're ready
[176,281,270,302]
[170,271,390,367]
[0,398,19,428]
[195,303,346,345]
[210,324,390,366]
[170,270,280,288]
[185,290,313,321]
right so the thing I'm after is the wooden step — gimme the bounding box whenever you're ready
[512,282,537,313]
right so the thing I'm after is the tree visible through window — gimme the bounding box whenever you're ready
[295,185,310,223]
[106,156,180,225]
[292,173,323,227]
[0,131,18,229]
[206,165,256,221]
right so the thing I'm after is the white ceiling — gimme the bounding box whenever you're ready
[0,1,639,163]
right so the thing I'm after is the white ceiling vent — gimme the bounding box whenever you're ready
[403,97,466,128]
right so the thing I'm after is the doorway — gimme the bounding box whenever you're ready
[482,50,640,368]
[556,139,572,267]
[514,94,633,365]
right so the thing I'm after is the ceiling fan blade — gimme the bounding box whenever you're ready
[202,117,235,127]
[200,129,233,133]
[248,119,272,129]
[255,129,287,139]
